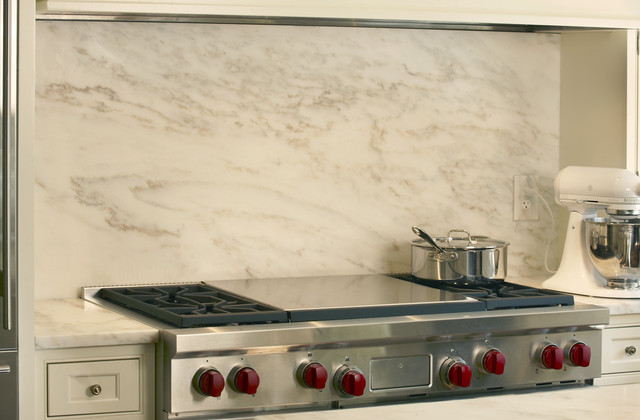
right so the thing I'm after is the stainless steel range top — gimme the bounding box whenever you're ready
[85,274,481,328]
[82,274,609,420]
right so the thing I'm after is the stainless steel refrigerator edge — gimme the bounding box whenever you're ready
[0,0,18,416]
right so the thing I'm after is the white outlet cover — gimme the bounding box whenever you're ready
[513,175,539,220]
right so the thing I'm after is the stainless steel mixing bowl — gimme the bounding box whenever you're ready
[585,217,640,289]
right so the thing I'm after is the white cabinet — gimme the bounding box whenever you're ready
[36,344,155,420]
[602,326,640,375]
[47,358,141,416]
[596,314,640,385]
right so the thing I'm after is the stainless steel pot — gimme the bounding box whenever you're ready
[585,217,640,289]
[411,229,509,281]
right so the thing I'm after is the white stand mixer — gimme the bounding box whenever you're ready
[542,166,640,298]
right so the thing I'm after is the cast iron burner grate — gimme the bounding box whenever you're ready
[391,274,574,310]
[99,284,289,328]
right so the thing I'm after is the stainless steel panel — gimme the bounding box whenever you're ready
[0,0,18,350]
[158,303,606,417]
[0,351,17,419]
[0,0,5,335]
[162,328,602,417]
[33,12,606,36]
[85,281,609,419]
[163,304,608,356]
[0,0,18,415]
[370,355,431,390]
[207,275,472,310]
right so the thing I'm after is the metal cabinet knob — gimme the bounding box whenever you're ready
[625,346,637,356]
[89,384,102,396]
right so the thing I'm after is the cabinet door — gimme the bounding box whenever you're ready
[602,326,640,374]
[47,358,140,416]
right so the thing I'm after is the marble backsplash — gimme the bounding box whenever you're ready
[35,21,560,299]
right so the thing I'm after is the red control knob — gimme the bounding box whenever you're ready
[340,370,366,397]
[568,342,591,367]
[196,369,225,397]
[233,367,260,395]
[447,362,472,387]
[541,344,563,370]
[482,349,506,375]
[302,362,328,389]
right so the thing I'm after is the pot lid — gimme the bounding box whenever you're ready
[412,229,509,250]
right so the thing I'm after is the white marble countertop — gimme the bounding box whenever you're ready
[35,298,159,349]
[253,383,640,420]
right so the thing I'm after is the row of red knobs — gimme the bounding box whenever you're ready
[198,367,259,397]
[300,363,367,396]
[198,343,591,397]
[541,342,591,370]
[197,364,366,397]
[447,350,506,388]
[447,343,591,388]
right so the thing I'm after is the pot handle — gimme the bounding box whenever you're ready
[447,229,476,245]
[427,251,458,262]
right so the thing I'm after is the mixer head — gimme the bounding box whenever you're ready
[554,166,640,217]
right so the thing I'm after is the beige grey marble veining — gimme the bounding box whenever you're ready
[35,299,159,349]
[35,21,560,298]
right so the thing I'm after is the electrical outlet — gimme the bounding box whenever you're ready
[513,175,539,221]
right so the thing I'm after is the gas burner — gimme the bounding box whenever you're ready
[95,275,484,328]
[98,284,288,328]
[391,274,574,310]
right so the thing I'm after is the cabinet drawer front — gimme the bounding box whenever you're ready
[602,327,640,374]
[47,358,140,416]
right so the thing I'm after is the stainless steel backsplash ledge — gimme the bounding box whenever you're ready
[33,12,600,33]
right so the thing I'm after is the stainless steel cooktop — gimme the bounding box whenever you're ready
[81,274,607,420]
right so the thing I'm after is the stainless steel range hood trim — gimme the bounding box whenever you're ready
[33,12,603,33]
[1,0,19,341]
[164,304,609,357]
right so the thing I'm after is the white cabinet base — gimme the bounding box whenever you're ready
[36,344,155,420]
[595,371,640,386]
[602,326,640,375]
[598,315,640,386]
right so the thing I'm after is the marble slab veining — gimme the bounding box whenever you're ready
[35,299,159,349]
[35,22,560,299]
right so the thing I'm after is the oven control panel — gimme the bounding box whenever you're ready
[165,329,601,416]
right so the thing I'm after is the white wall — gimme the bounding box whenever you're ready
[34,22,560,298]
